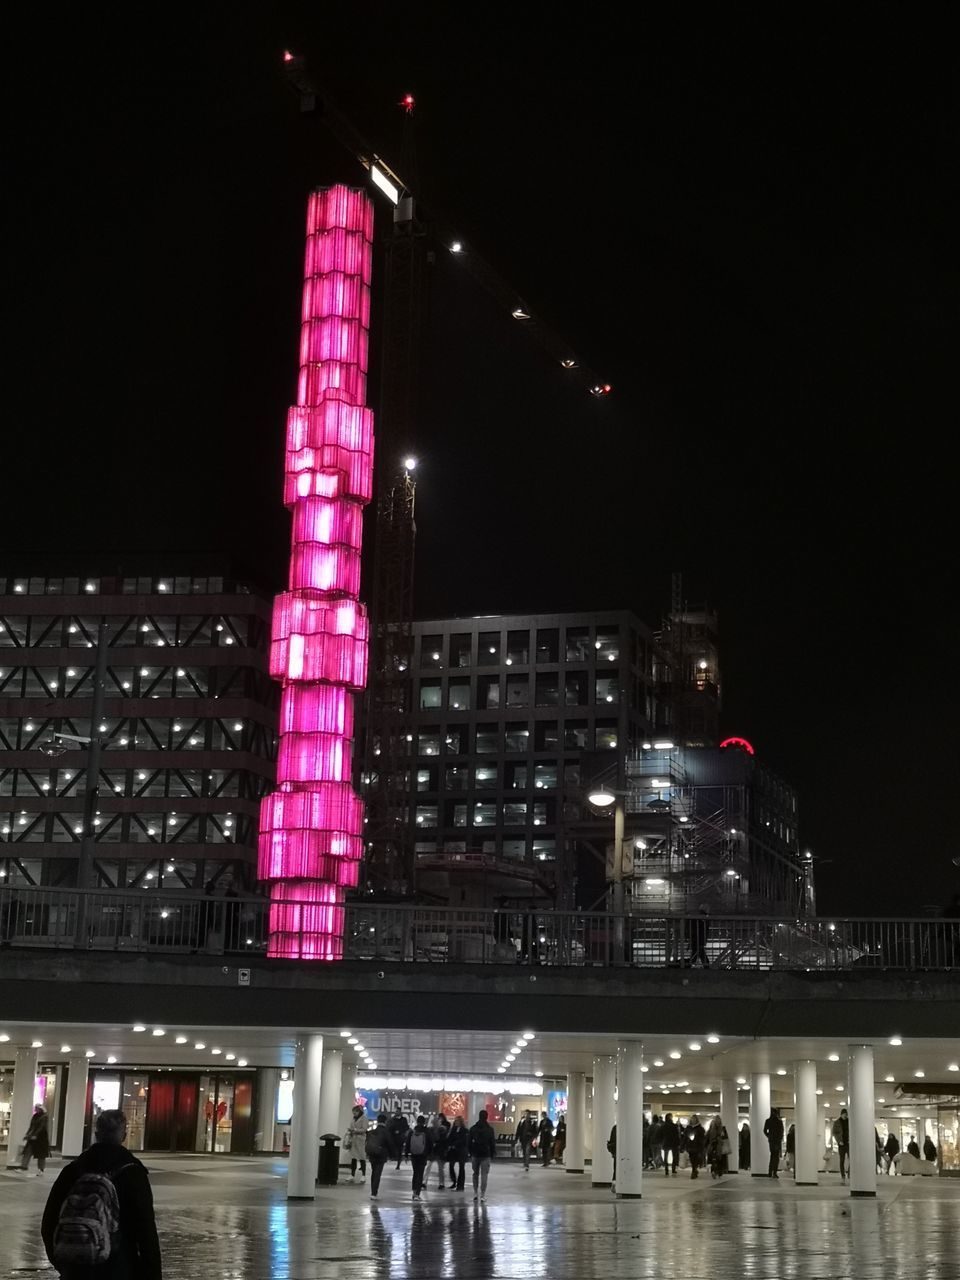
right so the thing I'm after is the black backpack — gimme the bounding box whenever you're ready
[53,1165,133,1268]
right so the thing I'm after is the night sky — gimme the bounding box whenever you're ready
[6,11,954,915]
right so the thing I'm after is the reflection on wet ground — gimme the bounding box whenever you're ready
[2,1154,959,1278]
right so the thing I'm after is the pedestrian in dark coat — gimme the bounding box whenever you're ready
[661,1113,681,1176]
[763,1108,784,1179]
[20,1106,50,1173]
[537,1112,554,1167]
[446,1116,469,1190]
[684,1114,707,1179]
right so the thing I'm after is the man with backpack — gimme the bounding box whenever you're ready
[468,1109,497,1202]
[363,1113,390,1199]
[407,1114,432,1201]
[41,1108,161,1279]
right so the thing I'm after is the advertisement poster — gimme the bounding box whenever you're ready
[547,1090,567,1125]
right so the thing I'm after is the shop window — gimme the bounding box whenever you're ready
[475,725,498,754]
[565,627,590,661]
[504,722,530,752]
[506,630,529,665]
[478,631,501,665]
[535,721,559,750]
[478,675,500,709]
[565,672,587,706]
[563,720,588,750]
[447,680,471,711]
[444,726,467,754]
[506,763,528,791]
[535,673,559,707]
[416,768,435,793]
[536,629,559,663]
[534,762,557,790]
[415,805,438,828]
[473,802,496,827]
[595,721,618,750]
[418,730,440,757]
[503,801,527,825]
[419,680,442,710]
[505,676,530,708]
[445,765,468,792]
[595,630,619,663]
[595,675,619,705]
[420,636,443,668]
[474,765,498,791]
[449,633,472,668]
[502,839,525,861]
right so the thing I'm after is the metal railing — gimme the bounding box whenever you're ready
[0,886,957,971]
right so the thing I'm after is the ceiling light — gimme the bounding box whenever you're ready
[914,1070,925,1078]
[653,1060,664,1068]
[706,1035,719,1044]
[948,1064,959,1073]
[497,1066,506,1073]
[225,1053,236,1061]
[588,787,616,807]
[348,1037,358,1045]
[828,1053,840,1062]
[31,1040,43,1048]
[816,1088,823,1095]
[152,1029,165,1037]
[776,1069,787,1076]
[688,1042,702,1051]
[506,1054,516,1062]
[885,1075,895,1083]
[107,1056,117,1064]
[835,1085,845,1092]
[133,1024,146,1033]
[194,1042,206,1050]
[534,1071,543,1078]
[175,1035,187,1045]
[522,1032,535,1040]
[60,1045,71,1053]
[211,1048,222,1056]
[238,1059,248,1067]
[85,1050,96,1058]
[889,1037,902,1046]
[669,1051,682,1060]
[736,1077,746,1085]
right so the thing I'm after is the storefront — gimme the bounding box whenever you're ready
[87,1070,257,1154]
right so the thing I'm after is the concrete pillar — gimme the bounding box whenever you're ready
[615,1041,643,1198]
[318,1048,342,1139]
[6,1046,39,1168]
[720,1078,740,1173]
[337,1063,357,1167]
[750,1072,771,1176]
[848,1045,876,1198]
[566,1071,586,1173]
[256,1068,279,1152]
[61,1056,90,1158]
[793,1060,818,1185]
[287,1034,323,1200]
[584,1081,594,1165]
[592,1055,616,1187]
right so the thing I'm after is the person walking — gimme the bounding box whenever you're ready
[686,904,711,967]
[41,1108,161,1279]
[553,1116,567,1165]
[661,1113,680,1176]
[785,1123,796,1174]
[763,1108,784,1179]
[536,1112,554,1167]
[447,1116,469,1190]
[516,1110,537,1172]
[387,1107,409,1170]
[364,1114,390,1199]
[408,1115,432,1201]
[428,1114,450,1189]
[883,1131,900,1175]
[832,1108,850,1184]
[684,1114,707,1179]
[906,1135,921,1160]
[345,1105,368,1182]
[739,1121,751,1171]
[468,1109,497,1202]
[705,1115,728,1178]
[20,1106,50,1175]
[923,1135,938,1165]
[607,1123,617,1183]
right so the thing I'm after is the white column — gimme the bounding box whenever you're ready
[6,1046,39,1168]
[287,1034,324,1200]
[256,1068,279,1152]
[61,1055,90,1158]
[848,1044,876,1198]
[592,1055,616,1187]
[615,1042,643,1198]
[337,1063,357,1167]
[566,1071,586,1173]
[750,1073,771,1176]
[318,1048,343,1139]
[720,1078,740,1174]
[793,1060,818,1185]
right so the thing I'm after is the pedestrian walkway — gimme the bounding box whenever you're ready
[1,1154,958,1278]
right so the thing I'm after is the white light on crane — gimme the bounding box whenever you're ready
[403,456,417,472]
[511,306,530,320]
[370,165,399,205]
[450,241,463,254]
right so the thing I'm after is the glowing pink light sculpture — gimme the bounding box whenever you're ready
[258,185,375,959]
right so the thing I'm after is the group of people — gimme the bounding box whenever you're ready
[607,1112,734,1181]
[514,1110,567,1169]
[345,1105,498,1201]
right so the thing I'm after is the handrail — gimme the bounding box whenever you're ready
[0,886,957,971]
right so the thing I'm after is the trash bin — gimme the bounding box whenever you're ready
[317,1133,340,1185]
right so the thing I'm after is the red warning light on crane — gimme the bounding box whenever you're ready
[400,93,416,113]
[720,736,755,756]
[283,50,295,62]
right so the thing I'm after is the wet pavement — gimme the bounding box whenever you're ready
[2,1154,959,1278]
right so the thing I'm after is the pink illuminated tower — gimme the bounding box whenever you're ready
[257,185,375,959]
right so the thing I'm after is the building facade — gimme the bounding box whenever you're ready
[0,568,276,893]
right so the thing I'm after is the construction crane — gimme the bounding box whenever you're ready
[282,53,611,896]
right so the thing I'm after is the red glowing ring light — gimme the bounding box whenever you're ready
[720,736,755,756]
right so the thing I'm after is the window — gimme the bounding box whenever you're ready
[531,802,548,826]
[443,726,467,754]
[473,803,496,827]
[595,630,619,663]
[502,839,525,861]
[451,804,468,828]
[595,720,618,750]
[563,762,581,788]
[415,841,437,856]
[536,629,559,663]
[445,765,468,792]
[474,765,498,791]
[564,720,588,750]
[505,676,529,708]
[418,730,440,757]
[504,722,530,752]
[478,631,501,665]
[475,725,498,754]
[505,763,527,791]
[477,675,500,709]
[535,673,559,707]
[415,805,438,828]
[420,636,443,669]
[503,801,527,825]
[565,672,587,706]
[533,838,556,863]
[449,633,472,668]
[447,680,471,711]
[416,768,435,793]
[506,630,529,665]
[535,721,559,750]
[419,680,442,710]
[565,627,590,661]
[595,675,619,705]
[534,762,557,790]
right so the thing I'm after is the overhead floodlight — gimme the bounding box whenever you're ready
[370,165,400,205]
[450,241,463,254]
[511,305,530,320]
[403,456,417,472]
[588,787,616,807]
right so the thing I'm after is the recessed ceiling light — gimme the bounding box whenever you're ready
[175,1036,188,1045]
[85,1050,96,1058]
[497,1067,506,1073]
[736,1077,747,1085]
[107,1056,117,1064]
[688,1042,702,1051]
[889,1037,902,1046]
[653,1060,664,1068]
[948,1064,959,1073]
[885,1075,895,1083]
[828,1053,840,1062]
[914,1070,925,1078]
[152,1029,165,1037]
[195,1042,206,1050]
[31,1040,43,1049]
[669,1051,682,1060]
[776,1069,787,1076]
[225,1054,236,1061]
[211,1048,222,1055]
[0,1034,8,1043]
[706,1035,720,1044]
[133,1024,146,1033]
[835,1085,845,1092]
[238,1059,248,1067]
[60,1045,71,1053]
[340,1030,351,1038]
[534,1071,543,1078]
[348,1037,358,1045]
[816,1088,823,1095]
[522,1032,535,1040]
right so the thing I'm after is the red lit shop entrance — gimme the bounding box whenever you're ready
[86,1071,256,1154]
